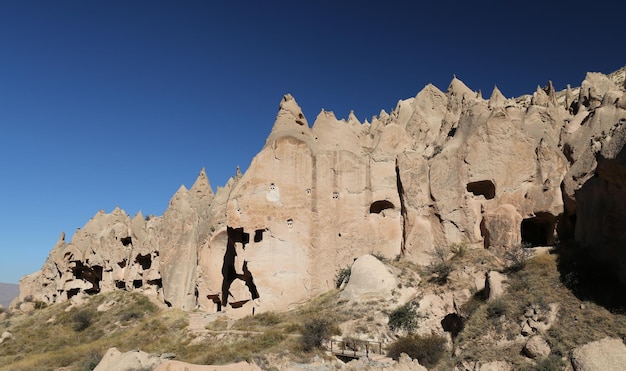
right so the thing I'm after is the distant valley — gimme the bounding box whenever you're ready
[0,283,19,308]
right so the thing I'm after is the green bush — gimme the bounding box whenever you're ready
[386,334,446,368]
[300,317,336,351]
[388,302,418,331]
[335,266,351,288]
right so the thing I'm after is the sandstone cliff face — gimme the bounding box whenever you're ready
[17,68,626,313]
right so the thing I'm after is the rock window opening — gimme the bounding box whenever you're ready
[117,259,127,268]
[447,127,457,137]
[133,280,143,289]
[67,288,80,299]
[521,213,556,247]
[120,236,132,246]
[254,229,264,243]
[71,262,102,295]
[207,294,222,312]
[135,254,152,270]
[466,180,496,199]
[115,280,126,289]
[147,278,162,289]
[220,227,258,308]
[369,200,395,214]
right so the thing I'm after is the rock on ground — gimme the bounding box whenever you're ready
[571,337,626,371]
[94,347,163,371]
[523,335,551,359]
[340,254,396,302]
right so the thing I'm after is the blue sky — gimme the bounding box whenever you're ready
[0,1,624,283]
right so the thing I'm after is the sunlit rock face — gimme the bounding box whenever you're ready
[17,67,626,313]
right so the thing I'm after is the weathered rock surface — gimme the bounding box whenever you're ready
[523,335,551,359]
[484,271,507,301]
[16,67,626,315]
[340,254,396,302]
[155,360,261,371]
[94,347,164,371]
[571,337,626,371]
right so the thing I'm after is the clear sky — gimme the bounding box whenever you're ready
[0,1,624,284]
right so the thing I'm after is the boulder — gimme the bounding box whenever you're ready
[484,271,506,301]
[340,255,396,302]
[94,347,163,371]
[571,337,626,371]
[523,335,551,358]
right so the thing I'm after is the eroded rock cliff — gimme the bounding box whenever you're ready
[16,67,626,313]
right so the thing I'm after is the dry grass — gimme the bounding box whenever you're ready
[455,253,626,368]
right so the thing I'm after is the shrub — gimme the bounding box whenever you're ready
[300,316,336,351]
[335,266,351,288]
[504,243,533,271]
[486,299,508,319]
[387,334,446,368]
[428,246,453,284]
[71,309,95,332]
[450,242,468,258]
[388,302,418,331]
[370,251,388,262]
[532,354,566,371]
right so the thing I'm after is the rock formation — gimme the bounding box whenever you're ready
[15,67,626,314]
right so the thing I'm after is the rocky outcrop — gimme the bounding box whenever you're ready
[340,254,397,302]
[17,67,626,314]
[570,337,626,371]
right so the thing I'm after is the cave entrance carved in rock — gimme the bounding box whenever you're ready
[220,226,260,310]
[369,200,395,214]
[466,180,496,199]
[521,213,556,247]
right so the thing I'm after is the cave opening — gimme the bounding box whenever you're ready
[220,226,259,308]
[147,278,162,289]
[466,180,496,199]
[115,280,126,290]
[120,236,133,246]
[207,294,222,312]
[254,229,264,243]
[521,213,556,247]
[71,262,103,295]
[67,288,80,299]
[133,280,143,289]
[369,200,395,214]
[441,313,464,338]
[135,254,152,270]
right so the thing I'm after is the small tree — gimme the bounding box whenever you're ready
[300,317,336,351]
